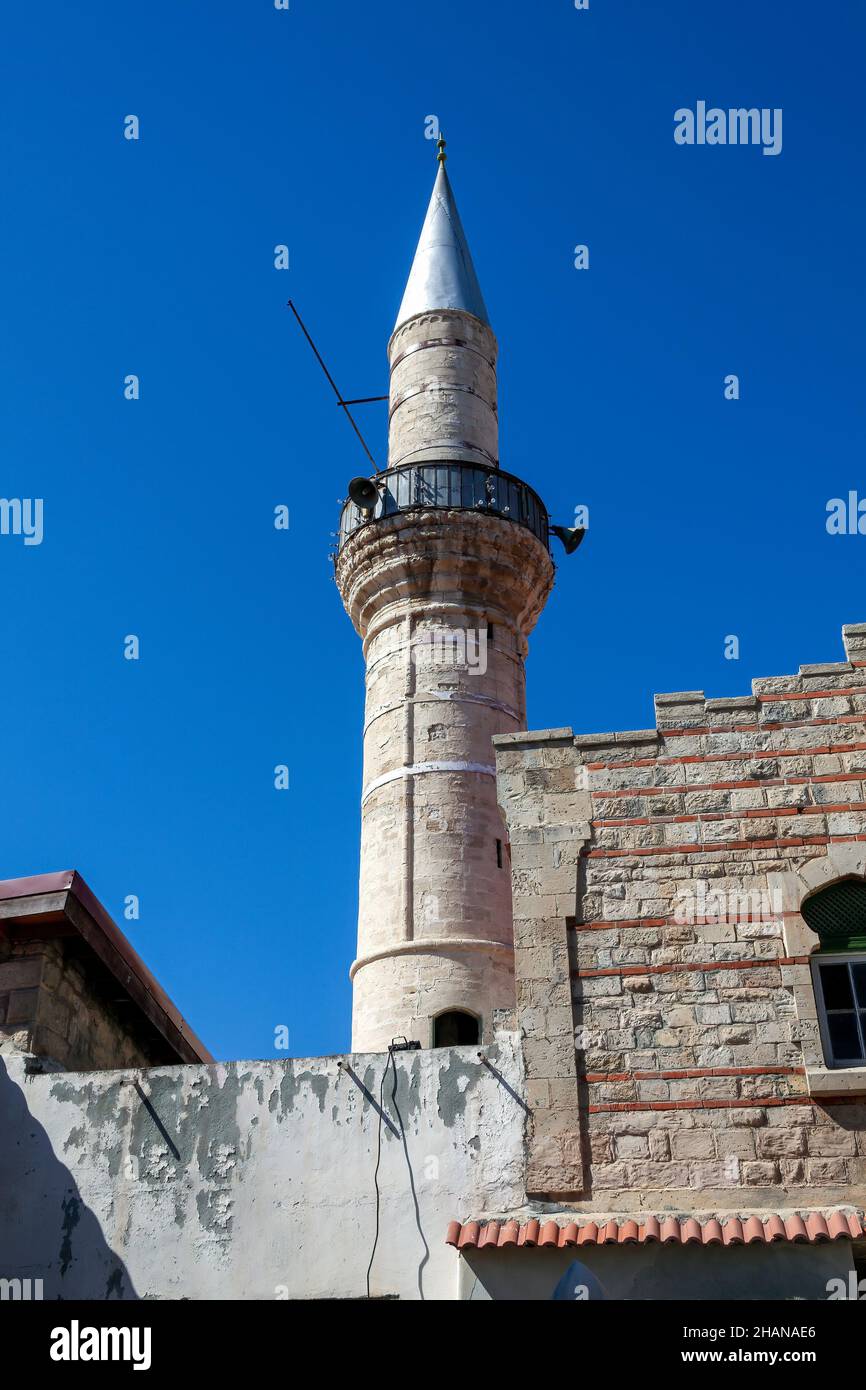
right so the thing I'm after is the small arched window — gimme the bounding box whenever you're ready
[804,880,866,1069]
[432,1010,480,1048]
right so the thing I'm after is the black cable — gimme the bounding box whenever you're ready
[365,1041,429,1299]
[388,1042,431,1300]
[365,1045,393,1298]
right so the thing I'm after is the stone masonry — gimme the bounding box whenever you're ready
[0,938,156,1072]
[338,504,552,1052]
[0,871,211,1072]
[336,165,555,1052]
[495,622,866,1208]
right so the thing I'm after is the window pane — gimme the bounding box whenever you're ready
[461,467,475,509]
[448,464,460,507]
[827,1011,863,1062]
[416,468,434,505]
[820,963,854,1010]
[852,962,866,1009]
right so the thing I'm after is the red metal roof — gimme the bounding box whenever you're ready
[447,1209,864,1251]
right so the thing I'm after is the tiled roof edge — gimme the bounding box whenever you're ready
[446,1208,864,1252]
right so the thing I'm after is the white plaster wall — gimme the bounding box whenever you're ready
[0,1038,526,1301]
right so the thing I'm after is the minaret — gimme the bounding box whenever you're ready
[336,141,555,1052]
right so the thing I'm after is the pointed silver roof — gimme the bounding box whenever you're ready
[394,157,490,332]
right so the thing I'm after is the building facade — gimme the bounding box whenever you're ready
[490,620,866,1209]
[2,154,865,1300]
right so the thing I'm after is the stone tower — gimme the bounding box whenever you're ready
[336,143,555,1052]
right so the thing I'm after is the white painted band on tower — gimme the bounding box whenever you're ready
[361,761,497,805]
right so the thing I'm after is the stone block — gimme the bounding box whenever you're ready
[741,1161,780,1185]
[6,988,39,1024]
[755,1128,807,1158]
[671,1131,716,1160]
[0,958,44,991]
[806,1158,848,1184]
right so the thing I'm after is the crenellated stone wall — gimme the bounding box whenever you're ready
[495,623,866,1209]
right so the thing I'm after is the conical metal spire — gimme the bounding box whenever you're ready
[394,146,490,332]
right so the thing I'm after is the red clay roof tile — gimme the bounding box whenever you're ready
[805,1213,828,1242]
[500,1219,520,1247]
[765,1215,787,1242]
[784,1214,809,1242]
[540,1221,560,1248]
[681,1218,702,1245]
[446,1209,863,1252]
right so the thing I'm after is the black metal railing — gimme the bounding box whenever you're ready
[337,461,549,552]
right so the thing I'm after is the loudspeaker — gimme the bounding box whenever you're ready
[347,476,380,512]
[550,525,586,556]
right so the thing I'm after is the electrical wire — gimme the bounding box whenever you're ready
[365,1045,395,1298]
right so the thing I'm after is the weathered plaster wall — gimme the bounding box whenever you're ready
[0,1038,526,1301]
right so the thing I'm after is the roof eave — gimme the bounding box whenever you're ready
[0,870,214,1065]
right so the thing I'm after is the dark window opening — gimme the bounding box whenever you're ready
[496,838,503,868]
[814,957,866,1067]
[487,622,494,643]
[433,1010,480,1047]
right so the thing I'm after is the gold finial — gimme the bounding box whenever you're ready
[437,133,447,164]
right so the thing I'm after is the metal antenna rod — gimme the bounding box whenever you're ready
[287,300,382,474]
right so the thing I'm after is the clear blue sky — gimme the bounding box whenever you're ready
[2,1,864,1060]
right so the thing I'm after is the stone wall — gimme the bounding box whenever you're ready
[493,727,590,1196]
[495,623,866,1209]
[0,938,155,1072]
[387,309,499,469]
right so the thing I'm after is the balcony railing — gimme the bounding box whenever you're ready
[337,461,549,553]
